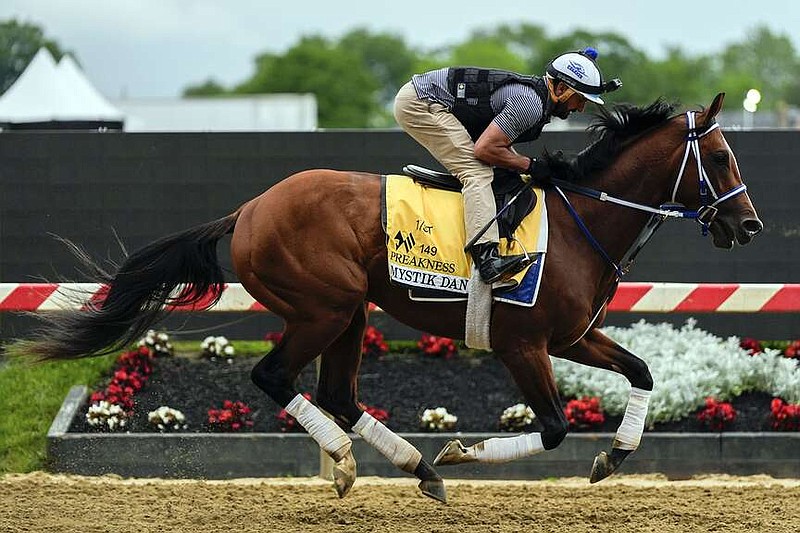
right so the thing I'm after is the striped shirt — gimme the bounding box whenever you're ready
[411,67,548,142]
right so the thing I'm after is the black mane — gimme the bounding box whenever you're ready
[547,99,678,181]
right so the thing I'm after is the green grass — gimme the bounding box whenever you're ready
[0,354,115,474]
[171,339,272,358]
[170,339,430,358]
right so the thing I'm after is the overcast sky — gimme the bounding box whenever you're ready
[2,1,798,99]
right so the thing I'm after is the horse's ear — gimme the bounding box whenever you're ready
[703,93,725,126]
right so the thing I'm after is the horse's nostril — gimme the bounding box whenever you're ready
[741,218,763,236]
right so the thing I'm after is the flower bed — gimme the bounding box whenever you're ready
[67,321,800,435]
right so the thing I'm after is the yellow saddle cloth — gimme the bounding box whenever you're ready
[384,174,548,306]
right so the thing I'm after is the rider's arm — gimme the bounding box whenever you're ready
[474,89,544,174]
[473,123,531,173]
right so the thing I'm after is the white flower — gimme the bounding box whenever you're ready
[499,403,535,431]
[148,406,188,432]
[201,335,234,359]
[86,401,128,431]
[137,329,173,356]
[551,319,800,425]
[419,407,457,431]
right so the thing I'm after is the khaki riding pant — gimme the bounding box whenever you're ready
[393,81,499,245]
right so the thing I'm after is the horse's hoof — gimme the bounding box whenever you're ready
[332,449,357,498]
[418,479,447,504]
[433,439,475,466]
[589,450,614,484]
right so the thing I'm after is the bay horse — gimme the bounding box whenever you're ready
[14,93,762,503]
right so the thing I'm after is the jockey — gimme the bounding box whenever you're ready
[394,48,621,284]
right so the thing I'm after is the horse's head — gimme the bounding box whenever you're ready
[669,93,763,249]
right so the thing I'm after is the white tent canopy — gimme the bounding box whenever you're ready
[0,48,123,129]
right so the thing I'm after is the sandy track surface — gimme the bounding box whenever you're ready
[2,472,799,532]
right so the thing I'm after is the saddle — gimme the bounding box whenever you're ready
[402,165,537,240]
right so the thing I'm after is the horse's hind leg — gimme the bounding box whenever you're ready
[317,303,447,503]
[250,311,359,496]
[555,327,654,483]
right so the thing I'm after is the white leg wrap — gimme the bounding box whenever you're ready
[284,394,351,460]
[614,387,651,451]
[471,433,544,463]
[353,412,422,473]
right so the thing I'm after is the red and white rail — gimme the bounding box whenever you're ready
[1,282,799,313]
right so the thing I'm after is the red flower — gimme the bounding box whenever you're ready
[264,331,284,344]
[739,337,763,356]
[564,396,605,430]
[784,340,800,359]
[417,333,457,359]
[116,347,154,375]
[364,404,390,423]
[207,400,255,432]
[770,398,800,431]
[696,397,737,431]
[362,326,388,358]
[88,348,154,416]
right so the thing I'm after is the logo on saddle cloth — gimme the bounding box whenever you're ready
[384,175,549,306]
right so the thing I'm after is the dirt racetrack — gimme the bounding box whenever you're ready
[1,472,799,533]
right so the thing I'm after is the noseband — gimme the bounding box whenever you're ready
[669,111,748,234]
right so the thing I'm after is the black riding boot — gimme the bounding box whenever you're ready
[470,242,529,284]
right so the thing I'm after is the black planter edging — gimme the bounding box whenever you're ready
[49,386,800,480]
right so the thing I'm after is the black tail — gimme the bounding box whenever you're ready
[13,212,239,361]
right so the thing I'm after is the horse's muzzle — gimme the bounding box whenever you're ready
[710,214,763,249]
[737,217,763,245]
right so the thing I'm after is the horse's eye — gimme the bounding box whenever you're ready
[711,150,729,165]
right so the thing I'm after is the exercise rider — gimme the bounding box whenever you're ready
[394,48,622,283]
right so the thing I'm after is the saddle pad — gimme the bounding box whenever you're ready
[383,174,548,306]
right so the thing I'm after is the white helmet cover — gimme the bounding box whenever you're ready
[547,51,605,104]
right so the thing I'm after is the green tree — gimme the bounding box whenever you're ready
[635,47,718,107]
[718,25,800,110]
[235,35,380,128]
[183,78,228,97]
[338,28,420,126]
[339,28,417,102]
[446,35,528,72]
[0,18,69,94]
[468,23,549,70]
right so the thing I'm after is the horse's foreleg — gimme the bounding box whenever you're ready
[555,327,654,483]
[317,304,446,503]
[435,342,568,466]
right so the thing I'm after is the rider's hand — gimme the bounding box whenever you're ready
[525,157,552,183]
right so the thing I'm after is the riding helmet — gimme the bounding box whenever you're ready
[546,47,622,104]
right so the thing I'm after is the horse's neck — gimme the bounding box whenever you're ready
[579,145,678,267]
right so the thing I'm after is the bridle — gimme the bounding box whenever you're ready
[547,110,750,278]
[669,111,748,233]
